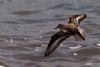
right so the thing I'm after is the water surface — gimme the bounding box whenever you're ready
[0,0,100,67]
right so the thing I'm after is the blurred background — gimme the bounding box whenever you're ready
[0,0,100,67]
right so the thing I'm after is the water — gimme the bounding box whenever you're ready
[0,0,100,67]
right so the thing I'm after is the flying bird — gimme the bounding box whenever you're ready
[44,14,87,57]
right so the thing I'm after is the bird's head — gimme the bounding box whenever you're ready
[54,24,64,29]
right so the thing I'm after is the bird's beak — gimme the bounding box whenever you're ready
[54,26,58,29]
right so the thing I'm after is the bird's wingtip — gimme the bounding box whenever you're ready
[44,51,50,57]
[44,54,48,57]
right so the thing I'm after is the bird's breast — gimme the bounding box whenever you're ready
[63,25,77,35]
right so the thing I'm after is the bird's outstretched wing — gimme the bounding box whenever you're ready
[74,28,86,41]
[74,28,85,41]
[44,32,70,57]
[68,14,87,25]
[75,14,87,25]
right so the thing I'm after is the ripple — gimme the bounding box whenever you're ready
[18,18,65,24]
[48,3,74,9]
[11,10,44,16]
[3,21,20,24]
[75,47,100,56]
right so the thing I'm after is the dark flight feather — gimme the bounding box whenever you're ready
[44,32,70,57]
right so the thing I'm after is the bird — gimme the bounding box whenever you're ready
[44,14,87,57]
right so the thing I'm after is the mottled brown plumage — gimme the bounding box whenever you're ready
[44,14,87,57]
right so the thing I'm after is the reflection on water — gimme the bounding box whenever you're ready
[0,0,100,67]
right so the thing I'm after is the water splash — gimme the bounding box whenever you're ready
[39,29,43,39]
[68,45,82,50]
[96,43,100,47]
[85,62,92,66]
[73,53,78,56]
